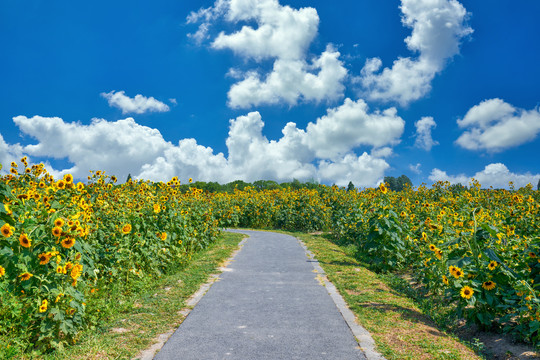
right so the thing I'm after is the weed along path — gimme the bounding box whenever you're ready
[153,230,381,360]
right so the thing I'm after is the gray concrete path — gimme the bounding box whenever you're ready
[154,230,368,360]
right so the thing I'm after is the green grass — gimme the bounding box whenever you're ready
[293,232,484,360]
[14,231,245,360]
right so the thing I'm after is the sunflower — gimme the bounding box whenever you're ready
[160,232,167,241]
[52,226,63,237]
[482,281,496,291]
[435,249,443,260]
[1,223,13,238]
[0,265,5,277]
[63,174,74,184]
[54,218,65,228]
[529,252,537,258]
[460,285,474,299]
[421,232,427,241]
[38,252,51,265]
[56,265,64,274]
[121,224,132,235]
[61,237,75,249]
[153,204,161,213]
[379,182,388,194]
[70,264,83,280]
[39,299,48,313]
[19,233,31,248]
[442,275,449,285]
[189,177,193,184]
[453,267,464,279]
[56,179,66,190]
[488,261,498,271]
[19,272,33,281]
[429,244,437,251]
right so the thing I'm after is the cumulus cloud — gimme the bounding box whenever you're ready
[8,102,402,186]
[304,98,404,159]
[414,116,438,150]
[429,163,540,189]
[0,134,25,170]
[227,46,347,108]
[358,0,473,106]
[317,153,390,187]
[191,0,319,61]
[101,91,170,114]
[188,0,347,108]
[455,98,540,152]
[409,163,422,174]
[13,116,171,181]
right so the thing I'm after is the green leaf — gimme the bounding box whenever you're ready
[0,246,13,257]
[0,213,15,226]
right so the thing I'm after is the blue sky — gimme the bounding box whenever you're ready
[1,0,539,188]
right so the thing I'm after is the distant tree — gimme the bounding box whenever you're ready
[449,183,467,193]
[383,176,397,191]
[304,178,320,190]
[384,175,412,192]
[537,178,540,191]
[283,179,303,190]
[225,180,249,192]
[205,181,221,193]
[347,181,355,191]
[397,175,412,191]
[253,180,280,191]
[126,173,132,183]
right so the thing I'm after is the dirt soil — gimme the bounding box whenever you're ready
[456,322,539,359]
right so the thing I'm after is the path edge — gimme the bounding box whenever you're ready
[134,232,250,360]
[296,235,387,360]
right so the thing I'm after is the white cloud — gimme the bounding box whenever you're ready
[414,116,438,150]
[429,163,540,189]
[137,138,228,183]
[304,98,404,159]
[409,163,422,174]
[223,111,316,181]
[456,98,540,152]
[208,0,319,61]
[358,0,473,106]
[13,116,170,182]
[227,46,347,108]
[189,0,347,108]
[371,147,394,158]
[317,153,389,187]
[0,134,25,171]
[186,0,228,43]
[8,105,400,186]
[101,91,170,114]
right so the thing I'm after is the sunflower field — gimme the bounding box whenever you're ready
[0,160,219,352]
[210,180,540,344]
[1,158,539,353]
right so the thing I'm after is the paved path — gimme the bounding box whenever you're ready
[154,230,368,360]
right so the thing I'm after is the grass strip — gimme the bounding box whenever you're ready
[24,231,245,360]
[296,232,483,360]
